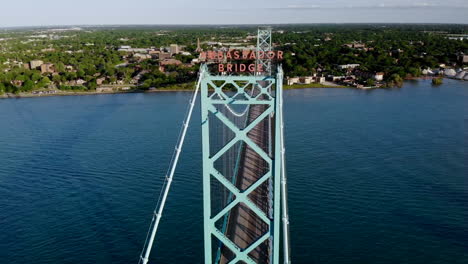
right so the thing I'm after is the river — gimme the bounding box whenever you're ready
[0,79,467,263]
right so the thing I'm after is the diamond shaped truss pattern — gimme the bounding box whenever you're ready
[201,71,281,264]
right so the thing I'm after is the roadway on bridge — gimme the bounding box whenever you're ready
[220,104,271,264]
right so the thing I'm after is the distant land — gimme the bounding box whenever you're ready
[1,24,466,99]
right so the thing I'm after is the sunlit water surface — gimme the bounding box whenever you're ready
[0,79,467,264]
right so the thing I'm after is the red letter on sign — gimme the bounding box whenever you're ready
[257,64,264,72]
[277,51,283,59]
[207,51,215,60]
[240,64,246,72]
[258,51,265,59]
[218,64,224,72]
[267,51,275,59]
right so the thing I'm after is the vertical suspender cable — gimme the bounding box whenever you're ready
[279,67,291,264]
[139,67,205,264]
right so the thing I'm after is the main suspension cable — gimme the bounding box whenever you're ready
[138,66,205,264]
[278,67,291,264]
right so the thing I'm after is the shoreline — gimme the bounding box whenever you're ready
[0,88,196,100]
[1,83,340,99]
[404,76,438,80]
[284,82,346,89]
[0,77,462,100]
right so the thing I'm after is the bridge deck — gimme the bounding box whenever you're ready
[220,104,271,263]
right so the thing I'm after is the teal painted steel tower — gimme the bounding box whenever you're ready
[137,28,289,264]
[199,28,290,264]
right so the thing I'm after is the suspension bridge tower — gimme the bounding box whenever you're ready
[139,27,290,264]
[199,27,290,264]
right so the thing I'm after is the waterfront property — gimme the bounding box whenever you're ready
[287,75,325,85]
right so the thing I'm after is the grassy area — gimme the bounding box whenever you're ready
[283,83,346,89]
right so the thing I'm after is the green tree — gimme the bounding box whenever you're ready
[38,77,51,88]
[31,72,42,82]
[52,74,62,85]
[388,73,403,87]
[408,67,422,77]
[56,62,65,72]
[22,80,34,92]
[87,82,97,90]
[77,69,86,78]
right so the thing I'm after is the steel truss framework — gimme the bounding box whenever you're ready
[137,27,289,264]
[256,27,273,75]
[200,65,284,264]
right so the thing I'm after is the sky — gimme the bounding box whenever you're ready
[1,0,467,27]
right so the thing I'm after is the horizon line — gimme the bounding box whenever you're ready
[2,22,468,30]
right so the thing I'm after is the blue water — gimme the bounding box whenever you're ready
[0,79,467,264]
